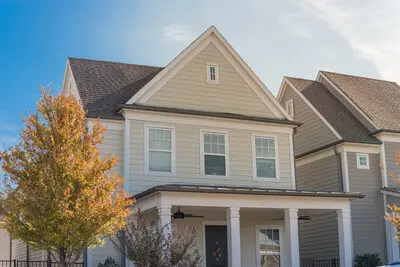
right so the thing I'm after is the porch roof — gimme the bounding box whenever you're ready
[133,184,365,200]
[381,187,400,197]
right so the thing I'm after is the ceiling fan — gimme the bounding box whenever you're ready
[272,216,311,221]
[172,207,204,219]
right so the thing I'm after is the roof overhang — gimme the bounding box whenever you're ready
[382,187,400,198]
[133,184,365,201]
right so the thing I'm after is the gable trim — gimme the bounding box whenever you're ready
[126,26,292,120]
[282,78,342,140]
[62,60,82,103]
[317,72,379,130]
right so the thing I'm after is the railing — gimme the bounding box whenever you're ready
[0,260,84,267]
[301,259,340,267]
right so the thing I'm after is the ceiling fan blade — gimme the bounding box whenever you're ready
[185,214,204,218]
[271,216,311,221]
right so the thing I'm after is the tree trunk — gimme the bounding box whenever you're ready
[58,248,68,267]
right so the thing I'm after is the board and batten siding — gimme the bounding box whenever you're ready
[296,155,341,260]
[129,119,293,195]
[385,142,400,188]
[347,152,387,262]
[145,43,276,118]
[279,84,338,156]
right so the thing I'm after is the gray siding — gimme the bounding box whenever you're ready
[318,76,376,133]
[296,155,341,260]
[12,240,27,260]
[347,152,387,262]
[279,84,339,156]
[385,142,400,188]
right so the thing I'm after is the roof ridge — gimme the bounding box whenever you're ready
[285,76,314,82]
[321,70,397,84]
[68,57,163,69]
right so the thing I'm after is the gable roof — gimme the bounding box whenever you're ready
[68,57,162,119]
[125,26,292,120]
[286,77,380,145]
[321,71,400,131]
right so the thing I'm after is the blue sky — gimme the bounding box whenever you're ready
[0,0,398,149]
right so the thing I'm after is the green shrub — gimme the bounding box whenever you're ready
[97,257,119,267]
[354,253,382,267]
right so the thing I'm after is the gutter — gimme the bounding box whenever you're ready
[333,145,344,192]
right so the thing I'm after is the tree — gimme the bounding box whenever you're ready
[112,215,202,267]
[384,152,400,239]
[0,88,135,266]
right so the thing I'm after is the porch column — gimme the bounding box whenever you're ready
[284,208,300,267]
[226,206,241,267]
[157,204,172,238]
[337,209,353,267]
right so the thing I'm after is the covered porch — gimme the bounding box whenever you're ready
[134,184,364,267]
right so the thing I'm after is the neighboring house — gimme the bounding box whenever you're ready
[0,229,11,259]
[277,71,400,264]
[55,26,363,267]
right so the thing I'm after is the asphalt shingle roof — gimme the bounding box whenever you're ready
[68,57,163,119]
[287,77,380,144]
[322,71,400,131]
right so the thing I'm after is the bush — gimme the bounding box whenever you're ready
[354,253,382,267]
[97,257,119,267]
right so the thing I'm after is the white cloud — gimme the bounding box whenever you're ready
[279,12,314,39]
[299,0,400,82]
[163,23,194,45]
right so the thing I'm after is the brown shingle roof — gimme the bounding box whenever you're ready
[287,77,380,144]
[68,57,163,119]
[322,71,400,131]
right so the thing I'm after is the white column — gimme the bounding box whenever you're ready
[337,209,353,267]
[284,208,300,267]
[87,248,92,267]
[123,119,131,192]
[341,151,350,192]
[157,204,172,238]
[226,207,241,267]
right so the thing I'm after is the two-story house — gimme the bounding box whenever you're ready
[277,71,400,265]
[58,27,363,267]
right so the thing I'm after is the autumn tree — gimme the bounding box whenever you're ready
[0,88,135,266]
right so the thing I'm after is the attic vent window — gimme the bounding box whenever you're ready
[207,63,219,84]
[285,99,294,117]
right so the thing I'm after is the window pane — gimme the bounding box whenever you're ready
[204,155,226,175]
[204,142,211,154]
[149,128,171,150]
[204,133,225,155]
[149,151,171,172]
[255,137,275,157]
[256,158,276,178]
[204,134,211,143]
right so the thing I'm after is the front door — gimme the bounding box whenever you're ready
[205,225,228,267]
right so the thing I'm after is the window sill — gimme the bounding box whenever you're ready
[253,177,280,182]
[202,175,230,180]
[145,171,175,177]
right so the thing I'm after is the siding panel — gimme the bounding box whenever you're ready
[385,142,400,188]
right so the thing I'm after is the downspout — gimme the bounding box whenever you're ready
[334,145,344,192]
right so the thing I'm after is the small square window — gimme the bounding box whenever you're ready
[207,63,219,84]
[286,99,294,117]
[357,153,369,169]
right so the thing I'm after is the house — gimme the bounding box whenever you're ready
[0,229,11,259]
[277,71,400,264]
[59,26,362,267]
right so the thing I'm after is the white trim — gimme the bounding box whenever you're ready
[341,151,350,192]
[126,26,292,120]
[283,78,342,139]
[375,132,400,143]
[202,220,227,267]
[122,109,295,134]
[87,118,124,131]
[206,62,219,84]
[251,134,280,181]
[285,99,294,118]
[200,130,230,179]
[296,147,335,167]
[317,72,379,130]
[144,124,176,176]
[86,248,92,267]
[335,142,381,154]
[289,134,296,189]
[356,153,370,169]
[123,119,131,192]
[337,208,353,267]
[255,224,284,267]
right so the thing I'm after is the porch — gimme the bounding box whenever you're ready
[134,184,364,267]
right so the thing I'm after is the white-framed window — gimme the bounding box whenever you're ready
[255,225,282,267]
[207,63,219,84]
[356,153,369,169]
[285,99,294,117]
[145,125,175,175]
[200,130,228,177]
[252,135,279,180]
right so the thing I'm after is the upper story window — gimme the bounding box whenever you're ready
[145,125,175,174]
[357,153,369,169]
[252,135,279,180]
[201,131,228,177]
[207,63,219,84]
[285,99,294,117]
